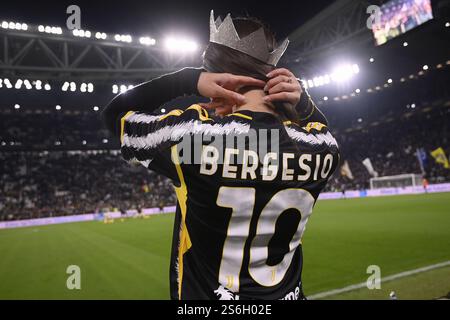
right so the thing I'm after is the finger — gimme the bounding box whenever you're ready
[214,85,246,104]
[268,82,299,95]
[263,92,299,103]
[264,75,291,91]
[266,68,295,79]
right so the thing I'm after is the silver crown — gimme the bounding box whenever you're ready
[209,10,289,66]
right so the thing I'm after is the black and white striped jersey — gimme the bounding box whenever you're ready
[119,104,339,300]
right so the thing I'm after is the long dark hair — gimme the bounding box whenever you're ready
[203,17,298,122]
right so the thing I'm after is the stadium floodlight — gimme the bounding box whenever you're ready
[80,83,87,92]
[73,29,92,38]
[331,64,355,83]
[24,79,32,90]
[87,83,94,93]
[55,105,62,110]
[422,65,429,70]
[355,88,361,94]
[164,37,198,53]
[44,83,51,91]
[403,41,408,47]
[14,104,20,110]
[112,85,119,94]
[445,22,449,28]
[82,140,87,145]
[120,85,128,93]
[387,78,393,84]
[411,103,416,109]
[93,106,99,112]
[40,25,62,35]
[161,108,166,113]
[62,82,69,92]
[102,139,109,144]
[95,32,107,40]
[70,82,76,92]
[115,34,133,43]
[15,79,22,89]
[369,57,375,63]
[358,118,363,123]
[140,37,156,46]
[323,96,328,101]
[35,80,42,90]
[2,21,28,31]
[307,79,314,88]
[4,79,12,89]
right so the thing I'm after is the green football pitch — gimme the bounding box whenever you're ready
[0,193,449,300]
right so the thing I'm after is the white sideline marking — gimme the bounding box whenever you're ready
[308,260,450,300]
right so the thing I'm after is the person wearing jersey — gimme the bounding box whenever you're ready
[103,12,339,300]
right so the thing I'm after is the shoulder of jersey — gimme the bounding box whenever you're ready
[284,120,329,134]
[158,104,255,125]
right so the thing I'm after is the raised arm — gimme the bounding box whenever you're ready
[102,67,203,136]
[102,68,266,136]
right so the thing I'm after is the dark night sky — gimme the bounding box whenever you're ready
[0,0,335,42]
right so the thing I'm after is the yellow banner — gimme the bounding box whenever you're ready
[430,147,450,169]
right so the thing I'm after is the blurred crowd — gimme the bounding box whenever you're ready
[0,151,176,221]
[325,106,450,191]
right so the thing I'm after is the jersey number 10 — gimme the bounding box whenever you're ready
[216,187,315,292]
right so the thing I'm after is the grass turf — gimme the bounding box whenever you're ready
[0,193,449,299]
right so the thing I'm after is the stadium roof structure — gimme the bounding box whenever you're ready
[283,0,449,77]
[283,0,374,73]
[0,0,448,112]
[0,23,202,84]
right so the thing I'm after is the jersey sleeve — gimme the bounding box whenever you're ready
[305,122,340,187]
[119,104,213,180]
